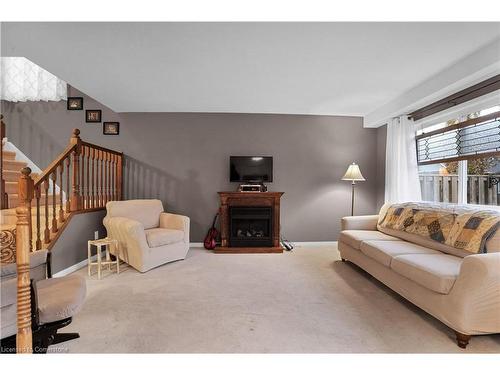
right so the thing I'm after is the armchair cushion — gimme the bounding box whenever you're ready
[36,274,86,324]
[105,199,164,229]
[145,228,184,248]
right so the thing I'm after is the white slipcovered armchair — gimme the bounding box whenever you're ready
[103,200,190,272]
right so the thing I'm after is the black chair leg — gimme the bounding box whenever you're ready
[51,332,80,345]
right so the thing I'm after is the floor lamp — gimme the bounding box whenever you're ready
[342,163,366,216]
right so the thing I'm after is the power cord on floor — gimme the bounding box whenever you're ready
[280,235,294,251]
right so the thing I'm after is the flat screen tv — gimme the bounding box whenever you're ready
[230,156,273,183]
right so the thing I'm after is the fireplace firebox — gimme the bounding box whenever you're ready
[217,191,283,253]
[229,207,273,247]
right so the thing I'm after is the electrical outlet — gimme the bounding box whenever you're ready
[94,231,99,240]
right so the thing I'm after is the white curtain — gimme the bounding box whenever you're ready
[385,116,422,203]
[0,57,67,102]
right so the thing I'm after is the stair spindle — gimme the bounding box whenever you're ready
[66,156,71,213]
[96,150,100,207]
[104,152,109,203]
[110,153,114,201]
[91,148,96,208]
[59,163,65,223]
[111,154,116,201]
[80,146,86,209]
[117,153,122,200]
[100,150,104,207]
[86,146,90,209]
[35,185,42,250]
[43,179,50,244]
[51,172,58,233]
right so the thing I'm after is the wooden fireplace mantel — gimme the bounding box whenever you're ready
[216,191,284,253]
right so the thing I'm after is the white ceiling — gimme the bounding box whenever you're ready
[1,22,500,118]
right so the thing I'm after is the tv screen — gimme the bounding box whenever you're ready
[230,156,273,183]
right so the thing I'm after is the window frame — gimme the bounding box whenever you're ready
[416,110,500,166]
[416,109,500,206]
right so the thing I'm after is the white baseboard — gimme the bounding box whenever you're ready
[189,242,204,248]
[53,255,96,278]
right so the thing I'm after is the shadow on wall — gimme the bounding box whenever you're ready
[123,156,210,240]
[1,100,67,169]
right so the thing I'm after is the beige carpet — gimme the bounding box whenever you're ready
[51,245,500,353]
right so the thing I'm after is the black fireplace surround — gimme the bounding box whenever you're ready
[229,206,273,247]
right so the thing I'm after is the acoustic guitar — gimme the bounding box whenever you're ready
[203,213,219,250]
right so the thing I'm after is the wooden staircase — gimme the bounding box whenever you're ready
[1,135,63,263]
[1,126,123,257]
[1,114,124,352]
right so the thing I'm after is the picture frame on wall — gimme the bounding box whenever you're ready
[67,97,83,110]
[86,109,102,123]
[103,122,120,135]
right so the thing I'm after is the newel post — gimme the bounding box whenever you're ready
[117,154,123,200]
[16,167,34,354]
[70,129,82,211]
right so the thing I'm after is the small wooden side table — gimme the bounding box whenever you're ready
[87,238,120,279]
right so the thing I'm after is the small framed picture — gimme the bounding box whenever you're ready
[86,110,102,123]
[67,97,83,110]
[103,122,120,135]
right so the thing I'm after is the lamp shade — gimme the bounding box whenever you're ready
[342,163,365,181]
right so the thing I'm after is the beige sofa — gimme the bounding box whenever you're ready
[338,203,500,349]
[104,200,190,273]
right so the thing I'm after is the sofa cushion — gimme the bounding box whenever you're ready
[339,230,399,250]
[37,275,86,324]
[105,199,164,230]
[390,253,462,294]
[360,240,440,267]
[145,228,184,248]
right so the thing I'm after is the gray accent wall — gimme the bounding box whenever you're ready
[2,87,381,246]
[50,211,106,273]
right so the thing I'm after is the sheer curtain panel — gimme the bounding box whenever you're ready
[1,57,67,102]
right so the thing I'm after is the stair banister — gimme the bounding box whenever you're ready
[15,167,34,353]
[8,128,124,353]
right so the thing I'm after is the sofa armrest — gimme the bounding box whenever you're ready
[104,216,149,249]
[450,253,500,332]
[341,215,379,231]
[160,213,190,243]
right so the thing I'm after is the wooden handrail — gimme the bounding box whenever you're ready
[81,141,123,156]
[13,129,124,353]
[33,143,76,187]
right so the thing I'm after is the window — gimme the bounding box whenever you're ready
[417,105,500,206]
